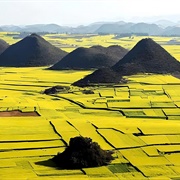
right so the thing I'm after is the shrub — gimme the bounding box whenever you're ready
[44,85,70,94]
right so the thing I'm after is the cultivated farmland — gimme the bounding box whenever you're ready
[0,67,179,179]
[0,34,179,179]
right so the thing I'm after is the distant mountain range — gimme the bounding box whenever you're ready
[0,20,180,36]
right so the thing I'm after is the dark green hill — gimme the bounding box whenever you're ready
[72,68,122,87]
[0,33,67,67]
[50,45,128,70]
[113,38,180,75]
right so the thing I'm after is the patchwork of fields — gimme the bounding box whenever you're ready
[0,67,179,179]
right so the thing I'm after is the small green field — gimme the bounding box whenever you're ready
[0,67,179,179]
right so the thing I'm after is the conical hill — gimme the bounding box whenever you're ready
[72,68,122,87]
[50,45,128,70]
[0,33,67,67]
[112,38,180,75]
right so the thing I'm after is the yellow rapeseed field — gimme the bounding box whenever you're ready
[0,67,179,179]
[0,33,179,179]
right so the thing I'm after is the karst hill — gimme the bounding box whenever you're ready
[112,38,180,75]
[73,68,122,87]
[0,33,67,67]
[50,45,128,70]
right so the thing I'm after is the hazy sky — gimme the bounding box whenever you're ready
[0,0,179,26]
